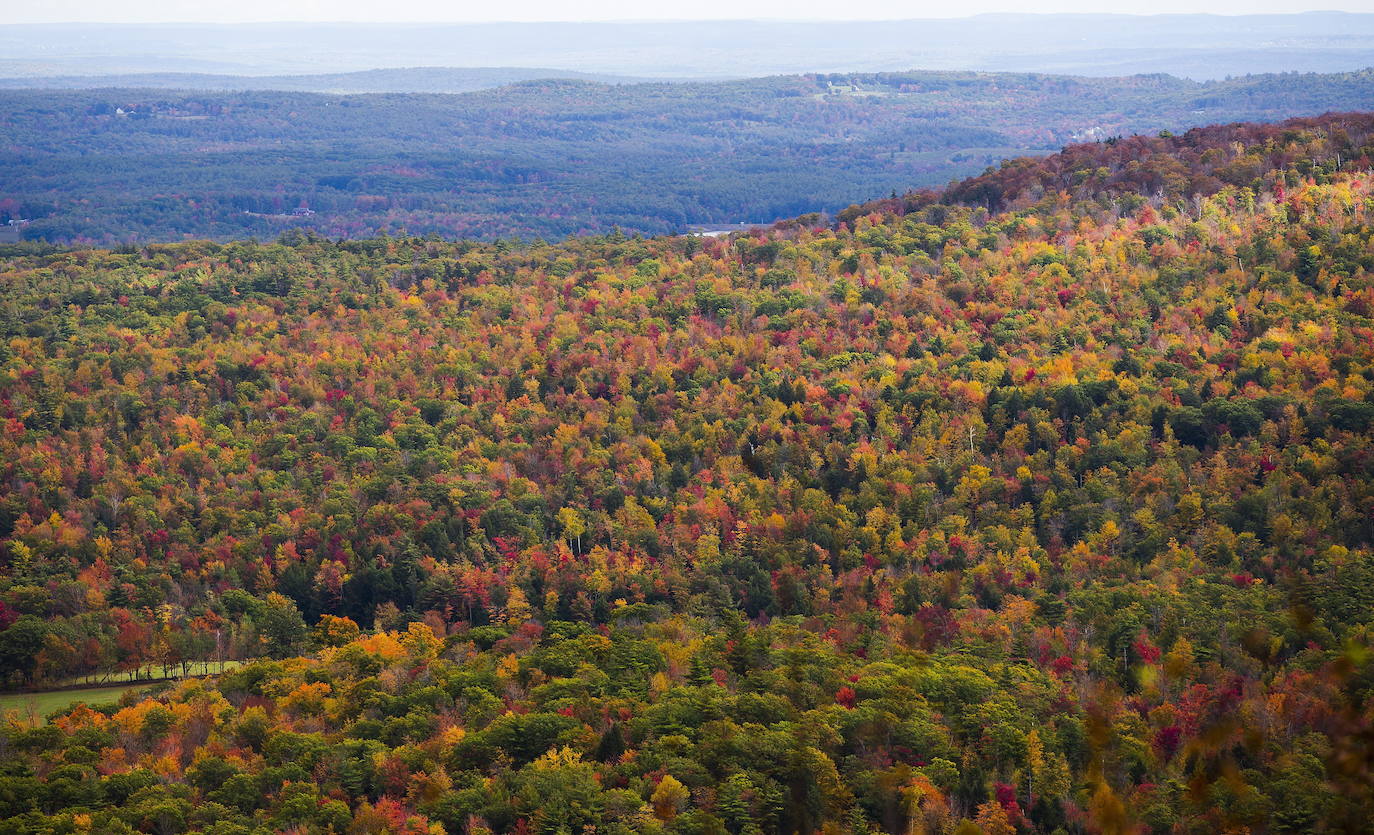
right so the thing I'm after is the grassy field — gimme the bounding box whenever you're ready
[0,661,243,725]
[0,684,153,724]
[60,659,240,688]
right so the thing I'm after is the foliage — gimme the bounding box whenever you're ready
[1,112,1373,832]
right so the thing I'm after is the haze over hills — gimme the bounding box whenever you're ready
[0,67,659,95]
[2,13,1374,81]
[2,67,1373,244]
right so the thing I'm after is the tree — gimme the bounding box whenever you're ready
[558,507,587,554]
[515,748,604,835]
[504,587,534,626]
[974,800,1016,835]
[401,622,443,662]
[651,774,690,821]
[314,614,362,648]
[0,616,48,685]
[257,593,308,659]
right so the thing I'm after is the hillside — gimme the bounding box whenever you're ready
[2,69,1374,245]
[0,113,1372,832]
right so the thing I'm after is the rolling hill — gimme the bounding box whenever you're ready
[0,111,1372,833]
[0,67,657,95]
[2,68,1373,244]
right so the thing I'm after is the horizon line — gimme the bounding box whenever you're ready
[3,10,1370,26]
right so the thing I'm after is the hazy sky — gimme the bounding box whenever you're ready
[2,0,1367,24]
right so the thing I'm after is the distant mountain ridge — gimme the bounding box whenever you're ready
[3,13,1374,81]
[0,67,660,95]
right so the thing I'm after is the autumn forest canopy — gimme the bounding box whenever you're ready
[0,111,1372,834]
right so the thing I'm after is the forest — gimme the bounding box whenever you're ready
[2,68,1374,244]
[0,112,1372,833]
